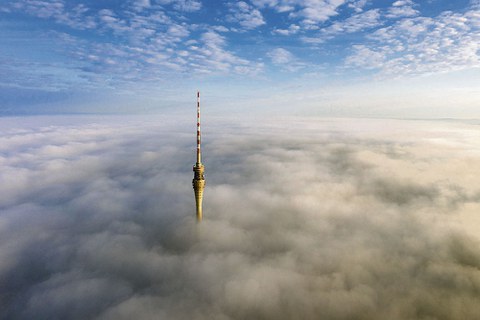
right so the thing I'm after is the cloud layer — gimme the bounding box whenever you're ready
[1,116,480,319]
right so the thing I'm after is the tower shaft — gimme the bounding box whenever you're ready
[192,91,205,221]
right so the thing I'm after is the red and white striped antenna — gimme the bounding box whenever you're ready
[196,90,201,165]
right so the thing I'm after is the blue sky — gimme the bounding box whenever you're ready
[1,0,479,117]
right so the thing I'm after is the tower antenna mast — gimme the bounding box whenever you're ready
[192,91,205,221]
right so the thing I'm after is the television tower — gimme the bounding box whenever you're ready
[192,91,205,221]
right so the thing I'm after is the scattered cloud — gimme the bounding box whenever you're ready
[347,0,369,13]
[345,8,480,76]
[386,0,419,19]
[1,116,480,318]
[268,47,295,64]
[4,0,97,30]
[188,31,264,75]
[294,0,348,24]
[251,0,348,24]
[345,44,385,69]
[1,0,265,87]
[140,0,202,11]
[170,0,202,12]
[227,1,266,30]
[325,9,382,34]
[303,9,382,43]
[212,25,230,32]
[132,0,151,11]
[267,48,305,71]
[273,24,300,35]
[0,0,478,101]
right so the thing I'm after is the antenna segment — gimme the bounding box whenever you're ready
[196,91,201,164]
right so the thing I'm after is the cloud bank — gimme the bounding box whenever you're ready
[1,116,480,319]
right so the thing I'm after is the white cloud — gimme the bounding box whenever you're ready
[345,9,480,77]
[201,30,227,48]
[166,24,190,37]
[171,0,202,12]
[293,0,348,24]
[227,1,266,30]
[185,31,264,75]
[386,0,419,19]
[155,0,202,11]
[132,0,151,11]
[268,47,295,64]
[328,8,381,33]
[345,44,385,69]
[251,0,280,7]
[392,0,409,6]
[212,25,230,32]
[303,9,381,43]
[98,9,123,29]
[347,0,368,13]
[267,47,305,71]
[3,0,98,30]
[251,0,348,24]
[273,24,300,35]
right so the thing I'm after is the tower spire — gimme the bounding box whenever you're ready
[196,90,201,165]
[192,91,205,221]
